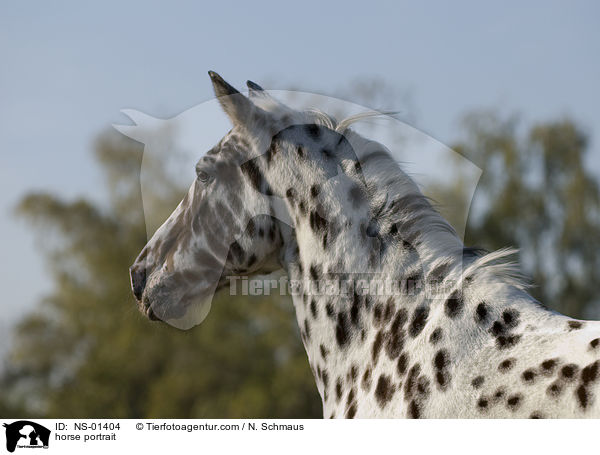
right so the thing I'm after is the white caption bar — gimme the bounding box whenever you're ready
[1,419,596,455]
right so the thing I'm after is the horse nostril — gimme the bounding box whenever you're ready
[129,266,147,301]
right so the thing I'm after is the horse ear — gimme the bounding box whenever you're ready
[246,80,265,97]
[208,71,253,126]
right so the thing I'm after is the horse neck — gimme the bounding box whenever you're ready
[277,147,468,410]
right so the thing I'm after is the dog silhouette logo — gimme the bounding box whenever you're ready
[2,421,50,452]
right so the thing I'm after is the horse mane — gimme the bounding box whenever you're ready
[249,94,529,291]
[306,108,530,291]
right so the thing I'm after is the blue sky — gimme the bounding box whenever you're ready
[1,0,599,330]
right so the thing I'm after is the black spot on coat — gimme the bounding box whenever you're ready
[561,364,579,380]
[546,382,563,398]
[326,302,335,318]
[320,344,328,360]
[346,403,357,419]
[409,306,429,337]
[496,334,522,350]
[335,313,350,347]
[241,159,270,194]
[541,359,559,375]
[305,124,321,139]
[397,353,409,376]
[475,302,488,324]
[444,290,463,318]
[498,358,516,372]
[506,393,522,410]
[521,369,537,384]
[567,320,584,330]
[408,400,420,418]
[576,385,589,409]
[372,330,384,362]
[433,349,451,390]
[362,368,372,391]
[310,184,320,198]
[581,360,599,384]
[385,329,404,360]
[309,264,320,281]
[309,210,328,234]
[374,375,394,408]
[471,376,484,389]
[404,364,421,400]
[429,328,443,344]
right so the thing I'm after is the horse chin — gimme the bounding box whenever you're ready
[163,295,213,331]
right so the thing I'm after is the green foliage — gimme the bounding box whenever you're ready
[446,111,600,318]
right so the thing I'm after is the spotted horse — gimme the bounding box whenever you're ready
[128,72,600,418]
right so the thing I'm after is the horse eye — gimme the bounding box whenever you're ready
[196,169,213,184]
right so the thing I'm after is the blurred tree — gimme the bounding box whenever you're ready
[431,111,600,319]
[0,131,321,418]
